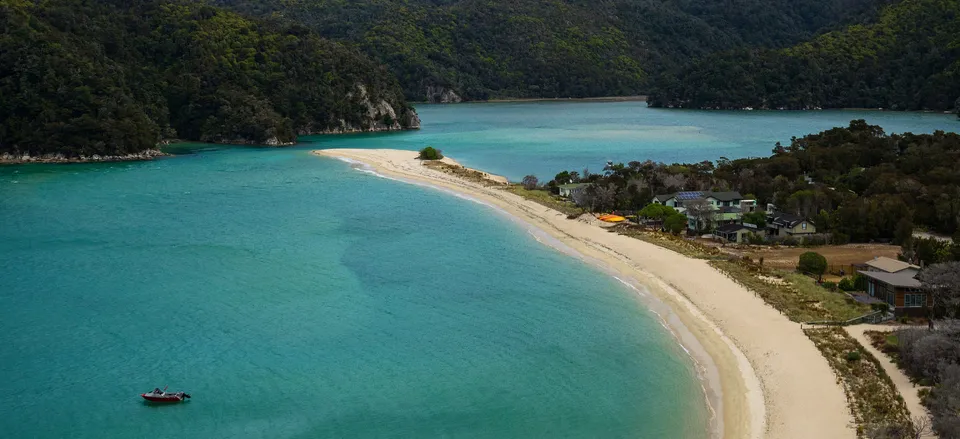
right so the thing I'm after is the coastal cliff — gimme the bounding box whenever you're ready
[0,0,419,163]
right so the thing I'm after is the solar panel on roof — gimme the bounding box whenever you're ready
[676,191,704,200]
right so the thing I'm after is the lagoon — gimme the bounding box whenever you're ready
[1,102,956,439]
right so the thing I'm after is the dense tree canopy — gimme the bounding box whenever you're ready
[649,0,960,112]
[0,0,417,158]
[214,0,887,101]
[546,120,960,241]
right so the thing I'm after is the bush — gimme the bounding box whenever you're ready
[664,213,687,235]
[799,251,828,279]
[781,236,799,246]
[845,350,862,362]
[746,232,766,245]
[521,175,539,190]
[418,146,443,160]
[838,278,855,291]
[802,235,827,247]
[822,281,837,291]
[831,232,851,245]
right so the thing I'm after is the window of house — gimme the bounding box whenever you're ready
[801,222,807,230]
[904,293,927,308]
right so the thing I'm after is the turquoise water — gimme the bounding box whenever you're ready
[2,103,956,438]
[308,102,958,180]
[0,148,707,438]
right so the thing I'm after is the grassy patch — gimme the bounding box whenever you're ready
[616,227,722,259]
[709,261,871,323]
[422,161,503,185]
[503,185,583,216]
[805,327,913,437]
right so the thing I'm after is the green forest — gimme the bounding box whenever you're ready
[547,120,960,244]
[214,0,888,101]
[0,0,417,158]
[648,0,960,111]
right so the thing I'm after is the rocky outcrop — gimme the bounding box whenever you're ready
[298,83,422,135]
[426,85,463,103]
[0,149,167,164]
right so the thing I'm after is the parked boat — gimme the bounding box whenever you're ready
[141,387,190,403]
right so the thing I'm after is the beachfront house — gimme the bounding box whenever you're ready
[715,223,763,243]
[558,183,590,198]
[652,191,747,231]
[766,212,816,237]
[858,257,929,316]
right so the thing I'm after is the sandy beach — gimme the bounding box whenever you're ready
[312,148,855,439]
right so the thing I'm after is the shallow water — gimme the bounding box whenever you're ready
[307,102,958,180]
[2,103,955,438]
[0,148,707,438]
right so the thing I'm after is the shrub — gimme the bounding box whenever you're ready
[799,251,828,279]
[746,232,766,245]
[664,213,687,235]
[822,281,838,291]
[521,175,539,190]
[418,146,443,160]
[831,232,851,245]
[781,236,799,246]
[845,351,861,362]
[838,278,855,291]
[802,235,827,247]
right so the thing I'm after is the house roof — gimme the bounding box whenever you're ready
[864,257,920,273]
[858,270,922,288]
[654,191,743,203]
[769,212,807,228]
[715,223,758,233]
[707,191,743,202]
[653,193,676,202]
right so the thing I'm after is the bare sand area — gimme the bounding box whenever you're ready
[312,149,855,439]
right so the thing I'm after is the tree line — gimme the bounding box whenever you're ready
[648,0,960,113]
[0,0,417,158]
[542,120,960,247]
[213,0,887,102]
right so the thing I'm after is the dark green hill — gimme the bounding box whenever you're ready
[214,0,887,101]
[0,0,418,160]
[648,0,960,112]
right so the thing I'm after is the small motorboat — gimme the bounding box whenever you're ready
[141,387,190,403]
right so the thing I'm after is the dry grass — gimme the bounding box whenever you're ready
[710,261,871,323]
[503,185,583,217]
[422,160,506,186]
[721,243,901,271]
[616,227,723,259]
[805,327,913,437]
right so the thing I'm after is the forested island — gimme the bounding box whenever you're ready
[544,120,960,255]
[0,0,419,162]
[648,0,960,112]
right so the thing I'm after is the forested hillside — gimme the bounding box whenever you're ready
[215,0,887,101]
[0,0,418,159]
[648,0,960,112]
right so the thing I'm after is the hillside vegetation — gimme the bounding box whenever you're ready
[545,120,960,242]
[215,0,888,101]
[0,0,417,159]
[648,0,960,112]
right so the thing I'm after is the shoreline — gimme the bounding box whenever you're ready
[311,148,856,439]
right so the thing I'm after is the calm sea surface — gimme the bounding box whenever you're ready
[1,103,956,438]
